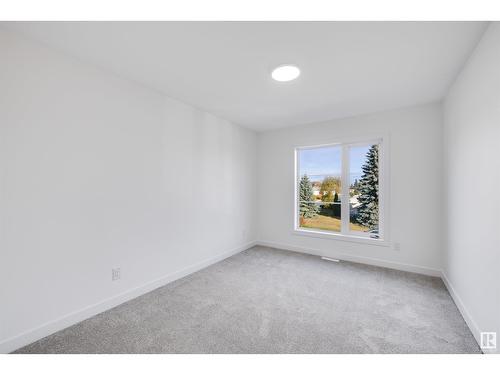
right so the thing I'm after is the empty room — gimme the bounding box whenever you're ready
[1,9,499,366]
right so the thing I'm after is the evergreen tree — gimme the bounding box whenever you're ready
[331,191,341,217]
[356,145,379,229]
[350,179,360,197]
[299,174,319,218]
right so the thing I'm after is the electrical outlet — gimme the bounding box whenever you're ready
[112,268,121,281]
[393,242,401,251]
[242,229,248,240]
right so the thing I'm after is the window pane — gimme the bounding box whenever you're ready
[298,146,342,232]
[349,144,379,235]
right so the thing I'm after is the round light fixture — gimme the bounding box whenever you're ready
[271,65,300,82]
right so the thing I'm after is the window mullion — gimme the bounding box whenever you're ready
[340,144,349,235]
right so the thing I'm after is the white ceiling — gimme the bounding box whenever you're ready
[2,22,488,131]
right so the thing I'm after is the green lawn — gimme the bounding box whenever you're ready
[300,213,368,233]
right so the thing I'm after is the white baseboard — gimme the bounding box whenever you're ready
[0,240,257,354]
[3,241,489,354]
[256,240,442,277]
[440,271,490,354]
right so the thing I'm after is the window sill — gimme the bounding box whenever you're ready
[292,228,390,247]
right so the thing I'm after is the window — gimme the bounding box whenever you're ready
[295,138,385,241]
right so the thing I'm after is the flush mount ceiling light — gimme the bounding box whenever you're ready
[271,65,300,82]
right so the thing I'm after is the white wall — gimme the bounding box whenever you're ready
[257,103,443,275]
[443,22,500,353]
[0,29,257,352]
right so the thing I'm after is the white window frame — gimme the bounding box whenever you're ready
[293,135,390,247]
